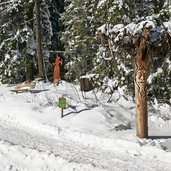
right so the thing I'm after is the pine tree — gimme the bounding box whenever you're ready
[24,0,35,83]
[0,1,26,83]
[49,0,64,51]
[35,0,65,81]
[43,0,65,80]
[61,0,101,81]
[35,0,45,80]
[0,0,64,83]
[91,0,135,93]
[95,0,171,102]
[0,0,38,83]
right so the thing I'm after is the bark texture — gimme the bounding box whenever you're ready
[35,0,45,79]
[135,28,149,138]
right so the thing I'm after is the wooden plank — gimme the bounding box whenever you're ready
[10,89,30,93]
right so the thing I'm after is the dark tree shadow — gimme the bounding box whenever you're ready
[7,84,16,87]
[30,89,49,93]
[64,108,91,117]
[148,136,171,139]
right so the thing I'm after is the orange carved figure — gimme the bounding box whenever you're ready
[53,53,62,83]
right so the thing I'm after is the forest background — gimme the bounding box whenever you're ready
[0,0,170,105]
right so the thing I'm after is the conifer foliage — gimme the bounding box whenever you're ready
[0,0,26,83]
[0,0,170,105]
[96,0,171,102]
[61,0,101,81]
[0,0,64,83]
[61,0,171,103]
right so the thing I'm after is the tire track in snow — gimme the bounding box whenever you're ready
[0,118,170,171]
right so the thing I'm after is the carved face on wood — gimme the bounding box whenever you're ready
[135,69,147,101]
[136,70,147,85]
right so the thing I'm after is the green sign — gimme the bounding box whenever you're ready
[58,97,66,109]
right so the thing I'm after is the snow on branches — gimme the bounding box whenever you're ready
[96,17,171,58]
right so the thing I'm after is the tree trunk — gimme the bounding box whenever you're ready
[135,28,149,138]
[24,0,34,83]
[35,0,45,79]
[25,54,34,83]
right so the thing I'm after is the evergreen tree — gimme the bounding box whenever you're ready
[0,0,64,83]
[46,0,65,80]
[49,0,64,51]
[95,0,171,103]
[0,0,37,83]
[35,0,45,80]
[61,0,137,93]
[0,0,26,83]
[89,0,135,93]
[24,0,36,82]
[61,0,101,81]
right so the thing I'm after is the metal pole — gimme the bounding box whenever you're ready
[61,108,63,118]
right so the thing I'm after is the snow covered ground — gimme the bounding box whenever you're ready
[0,81,171,171]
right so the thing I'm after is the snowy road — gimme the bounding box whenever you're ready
[0,117,170,171]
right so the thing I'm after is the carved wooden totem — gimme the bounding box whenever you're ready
[135,28,149,138]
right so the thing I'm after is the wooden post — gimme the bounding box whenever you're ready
[135,28,149,138]
[80,77,93,92]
